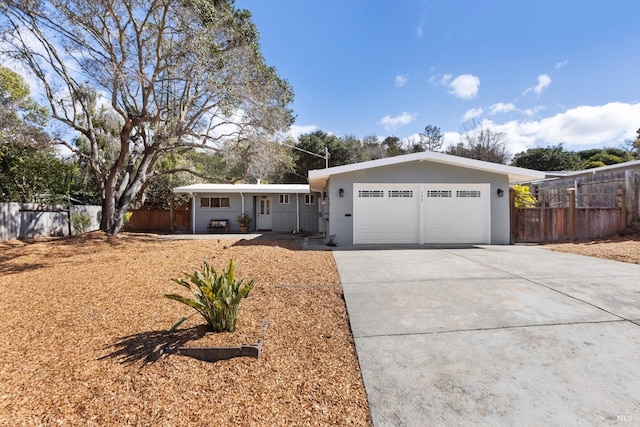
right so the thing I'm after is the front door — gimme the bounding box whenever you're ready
[257,197,272,230]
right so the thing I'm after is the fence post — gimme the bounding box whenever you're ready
[539,193,546,242]
[625,170,633,225]
[567,188,575,241]
[617,188,626,232]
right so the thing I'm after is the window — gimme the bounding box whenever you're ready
[305,194,316,204]
[389,190,413,198]
[279,194,289,204]
[358,190,384,198]
[426,190,452,198]
[200,197,230,208]
[456,190,481,198]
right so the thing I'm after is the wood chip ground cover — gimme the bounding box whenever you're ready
[545,235,640,265]
[0,233,372,426]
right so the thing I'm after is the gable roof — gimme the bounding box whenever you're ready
[308,151,545,190]
[173,183,311,194]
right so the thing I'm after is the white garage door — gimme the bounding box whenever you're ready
[353,184,420,244]
[353,183,491,245]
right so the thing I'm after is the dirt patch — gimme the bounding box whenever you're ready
[0,233,372,426]
[544,235,640,265]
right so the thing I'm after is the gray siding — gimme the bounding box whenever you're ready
[270,194,320,232]
[193,192,319,233]
[324,160,511,246]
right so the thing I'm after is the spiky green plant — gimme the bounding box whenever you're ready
[166,259,254,332]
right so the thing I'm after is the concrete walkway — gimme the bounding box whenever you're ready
[333,245,640,426]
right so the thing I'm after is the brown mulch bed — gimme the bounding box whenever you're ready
[0,233,372,426]
[544,235,640,265]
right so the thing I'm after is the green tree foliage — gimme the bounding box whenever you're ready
[413,125,444,152]
[0,143,72,202]
[381,136,406,157]
[511,145,582,171]
[0,67,80,202]
[578,148,633,169]
[1,0,294,235]
[286,131,368,183]
[0,67,49,148]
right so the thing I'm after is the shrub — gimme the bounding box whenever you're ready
[236,213,252,227]
[166,259,254,332]
[70,212,91,234]
[513,184,537,208]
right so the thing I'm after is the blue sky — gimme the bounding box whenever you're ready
[235,0,640,155]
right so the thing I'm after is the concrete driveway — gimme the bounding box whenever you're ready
[333,245,640,426]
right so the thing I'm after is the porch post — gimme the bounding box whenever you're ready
[191,195,196,234]
[296,193,300,231]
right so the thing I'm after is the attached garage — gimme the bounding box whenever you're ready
[308,151,544,247]
[353,183,490,244]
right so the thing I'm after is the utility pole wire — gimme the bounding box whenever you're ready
[280,142,330,168]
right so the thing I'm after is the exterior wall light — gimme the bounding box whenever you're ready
[339,188,344,197]
[497,188,504,197]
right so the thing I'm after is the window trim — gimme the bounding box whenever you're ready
[304,194,316,205]
[200,196,230,208]
[279,194,290,204]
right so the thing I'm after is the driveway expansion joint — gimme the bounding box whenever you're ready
[354,319,628,340]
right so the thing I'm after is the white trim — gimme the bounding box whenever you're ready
[191,196,196,234]
[308,151,545,190]
[174,183,311,194]
[296,193,300,231]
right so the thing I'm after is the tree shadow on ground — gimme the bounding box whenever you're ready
[231,236,305,251]
[99,324,210,365]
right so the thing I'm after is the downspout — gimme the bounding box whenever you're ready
[191,195,196,234]
[296,193,300,231]
[240,193,245,213]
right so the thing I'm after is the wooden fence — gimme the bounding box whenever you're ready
[511,188,626,243]
[123,208,190,233]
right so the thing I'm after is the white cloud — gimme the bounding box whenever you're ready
[490,103,516,115]
[447,74,480,100]
[463,107,484,121]
[523,74,551,96]
[521,106,544,117]
[287,124,318,139]
[456,102,640,155]
[429,73,452,86]
[395,75,408,87]
[443,131,461,148]
[533,102,639,146]
[378,112,416,130]
[555,60,569,69]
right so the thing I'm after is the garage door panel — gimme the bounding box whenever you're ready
[353,183,490,245]
[423,184,490,244]
[354,184,419,244]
